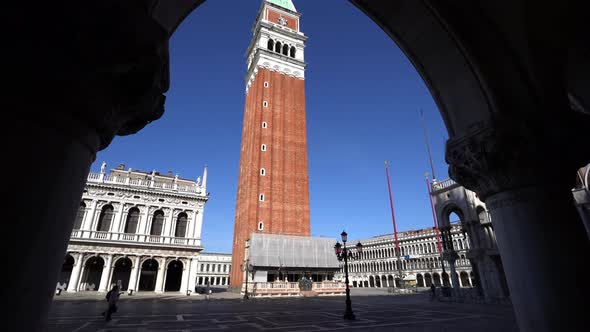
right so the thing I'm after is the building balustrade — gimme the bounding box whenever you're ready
[70,230,200,246]
[87,171,203,194]
[431,178,459,192]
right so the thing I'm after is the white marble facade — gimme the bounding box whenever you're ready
[340,226,474,290]
[57,163,209,294]
[194,253,232,288]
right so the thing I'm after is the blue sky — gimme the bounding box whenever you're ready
[92,0,450,252]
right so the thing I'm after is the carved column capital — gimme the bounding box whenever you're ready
[445,119,585,200]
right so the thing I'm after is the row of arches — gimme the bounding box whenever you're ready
[352,240,468,260]
[346,254,469,273]
[351,237,468,261]
[350,271,473,288]
[74,203,189,238]
[59,254,185,292]
[267,39,296,58]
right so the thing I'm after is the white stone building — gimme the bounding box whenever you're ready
[57,163,209,294]
[194,253,232,287]
[341,226,474,290]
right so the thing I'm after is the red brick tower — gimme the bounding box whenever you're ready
[230,0,309,288]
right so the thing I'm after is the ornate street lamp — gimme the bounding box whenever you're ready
[241,259,252,300]
[334,231,363,320]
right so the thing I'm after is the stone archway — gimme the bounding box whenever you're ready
[424,273,432,287]
[110,257,132,291]
[442,272,450,287]
[58,254,75,288]
[417,274,424,287]
[80,256,104,291]
[460,271,470,287]
[138,259,159,291]
[9,2,590,332]
[369,276,375,288]
[164,260,183,292]
[432,273,441,287]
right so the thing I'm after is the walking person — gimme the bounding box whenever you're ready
[102,285,122,321]
[205,280,211,300]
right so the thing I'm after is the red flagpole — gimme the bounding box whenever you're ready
[425,173,443,254]
[385,161,399,251]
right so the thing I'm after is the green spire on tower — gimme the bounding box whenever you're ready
[268,0,296,12]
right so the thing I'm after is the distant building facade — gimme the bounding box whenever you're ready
[340,225,474,290]
[194,253,232,287]
[57,163,209,294]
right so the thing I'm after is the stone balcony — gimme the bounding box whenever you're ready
[69,229,202,248]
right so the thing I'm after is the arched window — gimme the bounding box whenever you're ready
[275,42,282,53]
[175,212,188,238]
[260,168,266,176]
[258,221,264,231]
[97,205,114,232]
[290,46,296,58]
[124,207,140,234]
[267,39,274,51]
[151,210,164,236]
[282,44,289,55]
[261,144,267,151]
[73,202,86,230]
[262,122,268,128]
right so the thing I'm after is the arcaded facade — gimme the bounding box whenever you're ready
[340,226,474,289]
[56,163,209,294]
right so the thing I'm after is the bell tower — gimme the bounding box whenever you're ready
[230,0,309,288]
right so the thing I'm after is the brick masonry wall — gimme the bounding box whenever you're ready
[230,68,310,287]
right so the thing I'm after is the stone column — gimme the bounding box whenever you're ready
[66,253,84,292]
[155,259,166,293]
[447,124,589,332]
[127,256,141,292]
[81,201,98,237]
[98,255,113,292]
[187,258,198,293]
[180,259,190,293]
[6,2,193,330]
[164,209,175,238]
[193,209,204,245]
[113,204,126,234]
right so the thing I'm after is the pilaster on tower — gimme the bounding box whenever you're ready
[245,0,307,93]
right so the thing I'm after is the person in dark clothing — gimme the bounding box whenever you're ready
[102,285,121,321]
[430,283,436,299]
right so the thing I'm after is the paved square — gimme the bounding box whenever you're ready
[48,290,518,331]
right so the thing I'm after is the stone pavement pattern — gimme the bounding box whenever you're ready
[48,290,517,331]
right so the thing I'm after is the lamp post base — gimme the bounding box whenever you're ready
[343,311,356,320]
